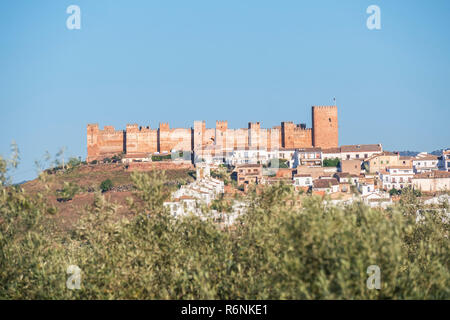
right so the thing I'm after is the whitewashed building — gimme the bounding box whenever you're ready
[312,178,340,193]
[361,191,392,208]
[379,166,414,190]
[293,174,313,187]
[292,148,322,168]
[412,171,450,192]
[412,153,439,173]
[340,144,383,161]
[164,164,224,217]
[441,149,450,171]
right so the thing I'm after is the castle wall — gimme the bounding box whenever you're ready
[215,121,228,150]
[231,128,249,150]
[292,127,313,148]
[87,124,124,162]
[158,123,192,153]
[267,128,281,151]
[126,124,158,154]
[86,106,339,161]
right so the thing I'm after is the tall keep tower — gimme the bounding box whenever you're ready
[312,106,338,148]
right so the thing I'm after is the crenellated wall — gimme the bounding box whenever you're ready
[86,106,338,161]
[158,122,192,153]
[87,124,125,162]
[125,124,158,155]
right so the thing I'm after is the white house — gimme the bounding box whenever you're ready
[412,171,450,192]
[361,191,392,208]
[333,172,360,185]
[412,153,439,173]
[340,144,383,161]
[293,174,313,187]
[225,148,271,166]
[441,149,450,171]
[292,148,322,168]
[358,183,376,195]
[379,166,414,190]
[322,147,341,160]
[312,178,340,193]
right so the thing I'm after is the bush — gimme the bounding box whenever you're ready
[111,154,123,163]
[269,158,289,169]
[67,157,82,168]
[100,179,114,193]
[152,154,172,161]
[56,182,79,202]
[323,158,340,167]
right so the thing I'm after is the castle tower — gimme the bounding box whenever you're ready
[215,120,228,150]
[158,122,170,153]
[281,122,295,149]
[312,106,338,148]
[193,120,206,151]
[248,122,261,148]
[87,124,100,162]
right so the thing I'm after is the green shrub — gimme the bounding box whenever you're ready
[56,182,79,202]
[67,157,82,168]
[269,158,289,169]
[323,158,340,167]
[100,179,114,193]
[152,154,172,161]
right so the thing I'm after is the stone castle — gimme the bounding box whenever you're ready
[87,105,338,162]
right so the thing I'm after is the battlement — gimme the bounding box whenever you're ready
[159,122,170,130]
[216,120,228,130]
[294,127,312,132]
[103,125,117,132]
[248,122,261,129]
[312,105,337,111]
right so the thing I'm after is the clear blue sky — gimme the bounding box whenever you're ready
[1,0,449,182]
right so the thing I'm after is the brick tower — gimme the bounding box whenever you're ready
[312,106,338,148]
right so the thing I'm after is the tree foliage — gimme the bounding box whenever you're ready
[0,154,449,299]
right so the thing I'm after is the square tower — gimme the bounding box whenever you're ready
[312,106,338,148]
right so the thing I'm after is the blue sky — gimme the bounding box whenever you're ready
[1,0,449,182]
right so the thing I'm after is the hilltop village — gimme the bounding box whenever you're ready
[86,105,450,218]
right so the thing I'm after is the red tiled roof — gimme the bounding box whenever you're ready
[313,178,339,188]
[340,144,382,153]
[413,171,450,179]
[322,147,341,154]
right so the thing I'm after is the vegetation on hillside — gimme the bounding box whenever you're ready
[0,150,449,299]
[100,179,114,193]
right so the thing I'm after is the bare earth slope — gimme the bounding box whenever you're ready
[22,163,194,231]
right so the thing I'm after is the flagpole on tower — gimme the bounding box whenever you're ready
[333,97,336,106]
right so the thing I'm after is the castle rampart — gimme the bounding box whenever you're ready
[86,106,339,162]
